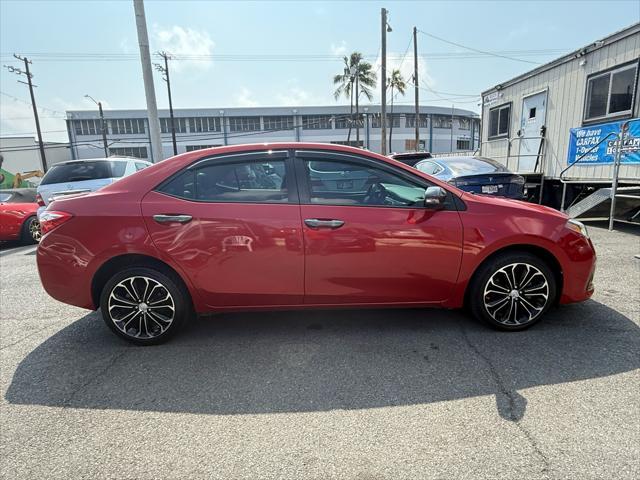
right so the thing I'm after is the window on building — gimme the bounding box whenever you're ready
[584,62,638,122]
[458,118,470,130]
[371,114,400,128]
[263,116,294,131]
[190,117,220,133]
[488,103,511,139]
[228,116,261,132]
[111,119,146,135]
[185,145,222,152]
[456,138,471,150]
[302,115,333,130]
[405,114,429,128]
[160,118,188,134]
[74,119,104,136]
[433,115,452,129]
[108,146,148,158]
[158,159,288,203]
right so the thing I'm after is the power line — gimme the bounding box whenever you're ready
[417,29,542,64]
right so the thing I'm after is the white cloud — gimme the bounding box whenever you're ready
[119,37,132,54]
[275,79,324,106]
[233,87,259,107]
[152,25,215,71]
[330,41,348,56]
[372,51,434,103]
[0,98,68,142]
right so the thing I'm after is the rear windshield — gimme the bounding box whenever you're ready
[444,157,509,175]
[41,161,127,185]
[0,190,36,203]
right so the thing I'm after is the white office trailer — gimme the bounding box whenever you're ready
[480,22,639,222]
[65,104,480,161]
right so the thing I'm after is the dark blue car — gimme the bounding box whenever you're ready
[413,156,526,200]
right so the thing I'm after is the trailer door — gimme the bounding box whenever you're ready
[518,91,547,172]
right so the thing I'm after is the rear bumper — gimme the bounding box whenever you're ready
[37,232,96,310]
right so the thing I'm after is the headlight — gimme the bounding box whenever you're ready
[566,219,589,238]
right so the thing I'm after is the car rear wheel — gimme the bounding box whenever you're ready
[100,267,190,345]
[469,252,556,331]
[21,216,40,244]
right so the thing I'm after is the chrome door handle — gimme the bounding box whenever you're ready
[304,218,345,229]
[153,214,193,224]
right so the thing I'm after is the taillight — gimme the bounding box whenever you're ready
[35,192,46,207]
[40,211,73,234]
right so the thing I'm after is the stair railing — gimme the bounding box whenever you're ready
[559,131,618,212]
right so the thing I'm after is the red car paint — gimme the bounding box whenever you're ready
[37,143,595,314]
[0,192,38,241]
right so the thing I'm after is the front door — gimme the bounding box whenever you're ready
[518,91,547,172]
[141,151,304,308]
[295,150,464,305]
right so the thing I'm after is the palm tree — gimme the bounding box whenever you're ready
[333,52,377,145]
[387,69,407,150]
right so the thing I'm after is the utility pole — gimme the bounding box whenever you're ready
[450,104,454,152]
[5,56,47,171]
[380,8,390,155]
[355,69,360,147]
[85,95,109,157]
[133,0,163,162]
[413,27,420,151]
[154,52,177,156]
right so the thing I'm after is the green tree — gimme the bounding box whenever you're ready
[333,52,377,144]
[387,69,407,150]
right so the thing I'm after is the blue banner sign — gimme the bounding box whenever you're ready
[567,118,640,165]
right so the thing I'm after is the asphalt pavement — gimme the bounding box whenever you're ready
[1,223,638,479]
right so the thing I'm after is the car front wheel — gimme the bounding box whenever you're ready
[100,267,190,345]
[469,252,557,331]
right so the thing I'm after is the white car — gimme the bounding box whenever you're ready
[36,157,152,219]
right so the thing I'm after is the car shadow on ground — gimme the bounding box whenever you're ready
[6,300,639,420]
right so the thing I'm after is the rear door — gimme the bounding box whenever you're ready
[141,150,305,308]
[295,150,464,305]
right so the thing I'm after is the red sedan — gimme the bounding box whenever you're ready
[0,188,40,244]
[37,143,596,345]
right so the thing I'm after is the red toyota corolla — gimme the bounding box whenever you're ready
[37,143,596,345]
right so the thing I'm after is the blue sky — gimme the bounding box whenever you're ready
[1,0,639,141]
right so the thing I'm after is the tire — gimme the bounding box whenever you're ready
[21,216,40,244]
[468,252,557,331]
[99,267,191,345]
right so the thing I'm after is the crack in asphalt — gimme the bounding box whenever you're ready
[457,320,551,477]
[62,349,130,408]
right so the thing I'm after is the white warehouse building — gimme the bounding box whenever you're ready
[65,104,480,161]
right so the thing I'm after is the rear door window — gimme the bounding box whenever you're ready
[41,161,124,185]
[158,158,290,203]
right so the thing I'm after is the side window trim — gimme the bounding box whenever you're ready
[155,150,298,204]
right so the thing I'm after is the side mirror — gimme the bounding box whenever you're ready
[424,186,447,209]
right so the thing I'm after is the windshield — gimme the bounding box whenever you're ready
[444,157,509,175]
[41,161,127,185]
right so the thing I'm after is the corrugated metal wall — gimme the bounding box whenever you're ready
[481,26,640,181]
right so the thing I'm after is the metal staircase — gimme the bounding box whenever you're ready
[560,122,639,230]
[565,186,640,223]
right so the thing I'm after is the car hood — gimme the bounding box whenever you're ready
[461,191,567,219]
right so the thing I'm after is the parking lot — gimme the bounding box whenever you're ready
[0,223,638,479]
